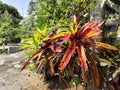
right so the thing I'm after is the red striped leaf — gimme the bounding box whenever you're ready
[79,20,104,37]
[77,45,88,84]
[83,30,102,40]
[35,50,44,64]
[79,20,94,34]
[61,34,71,44]
[59,41,76,71]
[49,45,62,52]
[20,50,44,72]
[95,42,118,50]
[49,58,54,75]
[77,45,88,72]
[89,20,104,29]
[44,36,65,43]
[80,28,93,40]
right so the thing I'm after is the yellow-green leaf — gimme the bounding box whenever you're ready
[95,42,118,50]
[69,23,75,34]
[36,27,44,38]
[52,32,71,39]
[20,44,33,49]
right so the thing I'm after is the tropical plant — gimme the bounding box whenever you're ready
[21,15,118,88]
[20,25,48,70]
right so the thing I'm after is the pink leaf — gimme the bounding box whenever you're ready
[49,45,63,52]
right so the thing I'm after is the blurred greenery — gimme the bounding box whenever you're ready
[0,1,23,45]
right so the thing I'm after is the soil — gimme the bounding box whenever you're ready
[0,51,84,90]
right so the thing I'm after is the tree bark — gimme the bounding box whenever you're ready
[90,2,105,22]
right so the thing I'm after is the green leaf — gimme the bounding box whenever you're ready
[99,58,111,66]
[32,36,38,49]
[99,0,106,8]
[90,0,98,8]
[36,27,43,38]
[108,58,117,66]
[43,25,47,36]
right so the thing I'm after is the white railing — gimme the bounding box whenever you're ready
[0,45,21,53]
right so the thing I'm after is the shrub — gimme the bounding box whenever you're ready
[21,15,118,87]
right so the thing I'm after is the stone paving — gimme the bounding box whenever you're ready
[0,51,84,90]
[0,51,44,90]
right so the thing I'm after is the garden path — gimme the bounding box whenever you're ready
[0,51,84,90]
[0,51,46,90]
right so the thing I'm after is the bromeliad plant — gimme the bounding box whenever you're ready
[21,15,118,86]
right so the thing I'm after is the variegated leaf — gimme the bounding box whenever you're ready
[59,41,76,71]
[95,42,118,50]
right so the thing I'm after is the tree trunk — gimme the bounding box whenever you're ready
[90,2,105,22]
